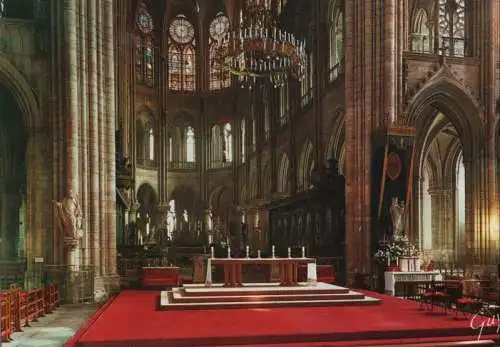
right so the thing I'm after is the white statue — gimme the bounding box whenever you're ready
[166,200,176,239]
[53,190,83,239]
[389,197,405,240]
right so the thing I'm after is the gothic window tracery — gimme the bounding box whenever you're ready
[301,51,313,107]
[438,0,466,56]
[209,13,231,90]
[410,8,432,53]
[328,2,344,81]
[223,123,233,163]
[186,126,196,162]
[135,5,155,86]
[168,15,197,91]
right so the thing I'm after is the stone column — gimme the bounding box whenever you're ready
[62,0,80,196]
[104,0,117,278]
[344,1,375,286]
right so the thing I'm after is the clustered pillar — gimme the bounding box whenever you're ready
[58,0,117,298]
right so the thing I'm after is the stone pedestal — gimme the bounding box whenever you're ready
[64,237,80,267]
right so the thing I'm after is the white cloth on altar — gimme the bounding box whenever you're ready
[205,258,212,285]
[307,263,317,282]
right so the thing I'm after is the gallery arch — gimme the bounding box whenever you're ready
[0,84,26,260]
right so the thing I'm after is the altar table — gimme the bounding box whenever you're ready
[207,258,316,287]
[385,271,443,295]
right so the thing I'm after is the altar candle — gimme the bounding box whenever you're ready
[227,247,231,258]
[257,250,261,258]
[246,245,250,258]
[301,246,305,258]
[210,246,215,259]
[272,245,275,258]
[288,247,291,258]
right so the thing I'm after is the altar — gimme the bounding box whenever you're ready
[384,270,443,296]
[206,257,317,287]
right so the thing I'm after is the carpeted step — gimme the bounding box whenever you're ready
[180,282,350,297]
[171,289,366,303]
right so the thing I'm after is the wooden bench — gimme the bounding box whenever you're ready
[141,267,180,288]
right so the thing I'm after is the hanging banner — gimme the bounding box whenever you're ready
[372,125,416,238]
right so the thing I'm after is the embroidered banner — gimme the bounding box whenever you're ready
[372,125,416,239]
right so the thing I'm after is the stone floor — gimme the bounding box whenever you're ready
[5,304,98,347]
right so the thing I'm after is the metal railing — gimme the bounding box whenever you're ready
[44,265,95,304]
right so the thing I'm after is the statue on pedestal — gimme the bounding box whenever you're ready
[389,197,405,240]
[53,190,84,241]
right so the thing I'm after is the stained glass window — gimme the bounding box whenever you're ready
[186,126,196,162]
[135,5,155,86]
[209,13,231,90]
[168,15,196,91]
[223,123,233,162]
[439,0,466,57]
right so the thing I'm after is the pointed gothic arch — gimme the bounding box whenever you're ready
[298,140,314,192]
[277,152,290,195]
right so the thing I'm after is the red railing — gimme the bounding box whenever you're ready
[0,283,60,342]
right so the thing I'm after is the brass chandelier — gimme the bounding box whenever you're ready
[214,0,306,89]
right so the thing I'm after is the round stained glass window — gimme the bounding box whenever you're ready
[169,15,195,44]
[137,8,153,33]
[209,14,229,41]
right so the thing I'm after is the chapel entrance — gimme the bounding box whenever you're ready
[417,111,466,264]
[0,84,27,261]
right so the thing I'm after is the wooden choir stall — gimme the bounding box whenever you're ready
[268,162,346,283]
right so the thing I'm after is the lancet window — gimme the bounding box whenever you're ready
[186,126,196,162]
[328,2,344,81]
[168,15,196,91]
[135,5,155,86]
[223,123,233,162]
[209,13,231,90]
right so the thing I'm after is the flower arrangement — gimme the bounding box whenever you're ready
[374,238,419,265]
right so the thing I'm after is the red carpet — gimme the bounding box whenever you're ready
[71,290,500,347]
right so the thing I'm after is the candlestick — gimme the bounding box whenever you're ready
[210,246,215,259]
[272,245,275,258]
[246,245,250,258]
[301,246,305,258]
[227,247,231,258]
[287,247,291,258]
